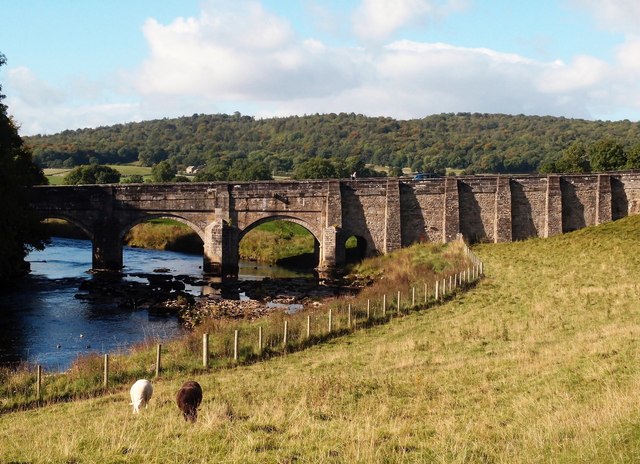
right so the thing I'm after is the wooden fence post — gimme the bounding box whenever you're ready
[258,326,263,354]
[435,280,439,300]
[383,294,387,317]
[283,321,288,347]
[367,299,370,319]
[202,333,209,368]
[397,290,401,315]
[412,287,415,307]
[348,304,352,328]
[424,282,428,303]
[234,330,239,361]
[328,309,332,333]
[155,344,161,378]
[36,365,42,400]
[104,353,109,388]
[307,315,311,339]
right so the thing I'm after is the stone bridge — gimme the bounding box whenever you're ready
[29,172,640,276]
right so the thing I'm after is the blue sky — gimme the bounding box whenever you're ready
[1,0,639,135]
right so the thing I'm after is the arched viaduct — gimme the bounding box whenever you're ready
[29,172,640,276]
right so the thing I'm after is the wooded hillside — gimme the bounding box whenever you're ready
[25,112,640,176]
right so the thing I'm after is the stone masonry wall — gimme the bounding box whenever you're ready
[29,171,640,274]
[399,180,446,245]
[457,177,498,243]
[510,177,547,240]
[340,179,389,255]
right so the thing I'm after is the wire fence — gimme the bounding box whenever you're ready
[2,243,484,409]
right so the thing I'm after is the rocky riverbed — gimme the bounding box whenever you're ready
[74,271,359,329]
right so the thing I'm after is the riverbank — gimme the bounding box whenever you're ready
[0,240,473,412]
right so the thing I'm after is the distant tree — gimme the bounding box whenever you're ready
[555,142,591,173]
[625,143,640,170]
[173,175,191,183]
[228,159,272,181]
[121,174,144,183]
[64,165,121,184]
[193,161,229,181]
[538,158,558,174]
[20,111,640,176]
[293,158,337,179]
[388,166,403,177]
[589,139,626,172]
[151,160,177,182]
[0,52,48,280]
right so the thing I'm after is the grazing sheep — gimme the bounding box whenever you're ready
[130,379,153,413]
[176,380,203,422]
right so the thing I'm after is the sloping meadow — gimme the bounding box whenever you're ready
[2,217,640,462]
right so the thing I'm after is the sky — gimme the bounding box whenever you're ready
[1,0,640,136]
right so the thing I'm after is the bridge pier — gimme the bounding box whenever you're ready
[203,219,239,277]
[316,226,344,273]
[92,222,123,271]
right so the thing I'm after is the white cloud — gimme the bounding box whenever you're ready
[134,1,364,101]
[615,36,640,71]
[569,0,640,34]
[352,0,469,42]
[536,55,609,93]
[5,67,66,107]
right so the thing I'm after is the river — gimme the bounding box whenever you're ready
[0,237,312,371]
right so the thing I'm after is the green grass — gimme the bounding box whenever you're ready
[104,164,153,176]
[240,220,316,263]
[43,165,153,185]
[3,216,640,462]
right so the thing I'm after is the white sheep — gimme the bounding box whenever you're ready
[130,379,153,413]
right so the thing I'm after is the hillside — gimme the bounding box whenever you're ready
[26,112,640,177]
[2,216,640,462]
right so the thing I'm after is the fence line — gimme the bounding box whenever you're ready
[21,242,484,405]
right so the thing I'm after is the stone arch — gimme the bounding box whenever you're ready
[118,214,206,244]
[343,234,368,263]
[237,215,321,270]
[37,213,94,241]
[238,215,321,243]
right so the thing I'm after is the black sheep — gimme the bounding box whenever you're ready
[176,380,203,422]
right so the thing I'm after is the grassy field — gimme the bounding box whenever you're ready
[3,216,640,462]
[43,164,153,185]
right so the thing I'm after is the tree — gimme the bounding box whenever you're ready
[151,160,177,182]
[625,143,640,170]
[228,159,273,181]
[0,53,48,280]
[589,139,626,172]
[64,165,121,184]
[293,158,337,179]
[388,166,403,177]
[122,174,144,183]
[555,142,591,173]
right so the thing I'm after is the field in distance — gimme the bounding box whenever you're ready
[43,164,153,185]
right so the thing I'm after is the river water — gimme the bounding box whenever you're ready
[0,237,312,371]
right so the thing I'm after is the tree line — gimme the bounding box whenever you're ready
[0,53,47,280]
[26,112,640,183]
